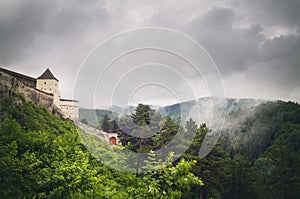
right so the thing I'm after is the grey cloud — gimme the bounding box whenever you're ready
[0,0,108,66]
[186,4,300,102]
[197,7,234,30]
[0,1,56,64]
[189,7,264,75]
[235,0,300,27]
[0,0,300,105]
[224,49,300,101]
[260,34,300,61]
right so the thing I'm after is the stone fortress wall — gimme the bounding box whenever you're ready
[60,98,79,120]
[0,67,37,88]
[0,69,54,111]
[0,67,78,120]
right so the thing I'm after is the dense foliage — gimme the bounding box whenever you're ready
[1,94,300,198]
[221,101,300,198]
[118,102,300,199]
[0,95,203,198]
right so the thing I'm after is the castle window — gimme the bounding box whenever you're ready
[44,82,46,84]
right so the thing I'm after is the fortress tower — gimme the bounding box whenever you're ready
[36,68,61,108]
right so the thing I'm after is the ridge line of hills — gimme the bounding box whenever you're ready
[79,97,267,128]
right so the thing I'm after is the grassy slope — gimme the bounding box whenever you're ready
[0,94,141,198]
[0,94,203,199]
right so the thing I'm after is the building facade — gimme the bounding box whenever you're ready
[60,98,79,120]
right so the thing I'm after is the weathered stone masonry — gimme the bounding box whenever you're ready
[0,67,78,120]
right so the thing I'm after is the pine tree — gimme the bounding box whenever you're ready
[101,114,111,132]
[111,119,119,132]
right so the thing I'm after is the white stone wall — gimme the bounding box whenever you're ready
[36,79,60,108]
[60,100,79,121]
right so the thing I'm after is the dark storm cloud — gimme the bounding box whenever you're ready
[260,34,300,61]
[0,1,55,64]
[0,0,108,66]
[184,3,300,102]
[233,0,300,29]
[0,0,299,105]
[188,7,264,74]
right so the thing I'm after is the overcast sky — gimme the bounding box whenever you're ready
[1,0,299,108]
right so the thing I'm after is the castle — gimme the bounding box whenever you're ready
[0,67,79,120]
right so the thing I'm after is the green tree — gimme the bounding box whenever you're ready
[153,116,179,150]
[182,123,231,199]
[224,154,256,199]
[101,113,111,132]
[253,124,300,199]
[142,151,204,198]
[111,119,119,132]
[118,104,155,152]
[131,103,154,126]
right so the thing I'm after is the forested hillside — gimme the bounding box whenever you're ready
[116,102,300,199]
[1,93,299,198]
[220,101,300,198]
[0,94,202,198]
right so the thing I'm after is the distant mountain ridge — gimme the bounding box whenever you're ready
[79,97,266,127]
[158,97,266,124]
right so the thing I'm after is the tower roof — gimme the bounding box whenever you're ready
[37,68,58,81]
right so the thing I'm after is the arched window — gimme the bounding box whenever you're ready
[109,137,117,145]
